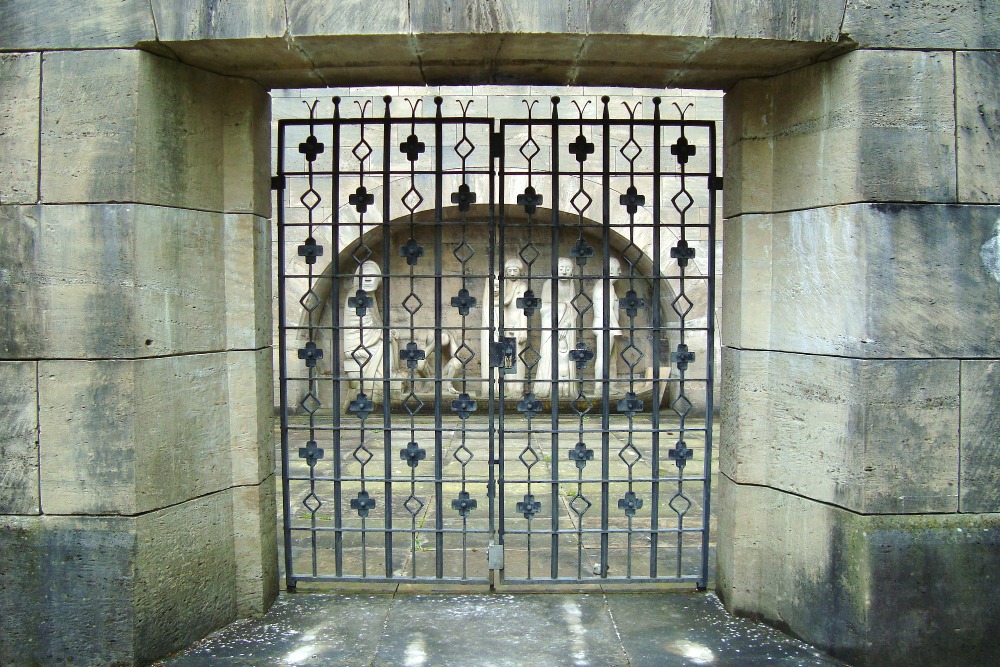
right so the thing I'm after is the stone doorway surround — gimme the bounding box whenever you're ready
[1,2,999,666]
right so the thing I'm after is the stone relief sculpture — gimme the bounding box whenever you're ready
[406,329,463,395]
[342,260,397,400]
[481,258,529,395]
[533,257,578,398]
[592,256,624,385]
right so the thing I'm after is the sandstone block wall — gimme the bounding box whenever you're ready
[0,47,276,666]
[719,35,1000,667]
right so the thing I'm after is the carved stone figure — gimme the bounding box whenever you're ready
[482,258,529,395]
[533,257,578,398]
[592,256,624,385]
[342,261,396,400]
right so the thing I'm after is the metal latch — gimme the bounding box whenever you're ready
[490,337,517,374]
[488,542,504,570]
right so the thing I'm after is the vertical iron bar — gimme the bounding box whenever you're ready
[599,97,611,579]
[549,96,561,580]
[332,99,344,578]
[382,97,394,578]
[276,119,295,589]
[649,99,662,579]
[495,119,506,585]
[434,98,445,579]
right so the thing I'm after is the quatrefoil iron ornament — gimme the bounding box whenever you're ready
[451,288,477,316]
[298,440,324,467]
[399,238,424,266]
[400,441,426,468]
[298,135,324,162]
[297,237,324,265]
[297,341,324,368]
[351,490,376,518]
[451,491,478,517]
[451,183,477,212]
[517,186,543,215]
[400,133,426,162]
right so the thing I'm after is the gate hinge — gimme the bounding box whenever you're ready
[708,175,723,191]
[490,131,503,160]
[488,542,504,570]
[271,175,286,191]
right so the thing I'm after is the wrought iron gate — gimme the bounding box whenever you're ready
[276,94,718,588]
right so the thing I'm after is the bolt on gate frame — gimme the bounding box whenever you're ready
[276,94,718,589]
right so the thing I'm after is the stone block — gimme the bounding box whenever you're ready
[39,354,233,515]
[724,50,955,216]
[287,0,409,36]
[843,0,1000,49]
[134,491,237,664]
[588,0,709,36]
[0,492,245,665]
[0,206,43,358]
[718,477,1000,667]
[409,0,586,34]
[228,349,275,487]
[712,0,846,42]
[960,360,1000,513]
[0,515,138,665]
[722,204,1000,358]
[223,80,271,217]
[721,348,959,514]
[0,362,38,514]
[225,214,272,350]
[0,54,40,205]
[41,49,260,212]
[233,478,279,615]
[957,51,1000,204]
[151,0,286,40]
[0,0,154,50]
[1,204,228,359]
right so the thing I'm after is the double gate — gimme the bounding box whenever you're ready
[276,94,717,588]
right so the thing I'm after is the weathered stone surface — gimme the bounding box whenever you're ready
[39,354,233,515]
[0,0,154,50]
[410,0,587,33]
[134,491,237,664]
[1,204,227,359]
[42,49,260,212]
[0,491,245,665]
[225,215,272,350]
[151,0,286,40]
[223,80,271,217]
[0,362,38,514]
[957,51,1000,204]
[725,50,955,216]
[163,37,328,89]
[723,204,1000,358]
[960,360,1000,513]
[718,476,1000,667]
[0,54,39,205]
[287,0,409,36]
[0,515,137,665]
[721,348,960,514]
[712,0,847,42]
[228,349,274,487]
[843,0,1000,49]
[233,478,278,615]
[589,0,709,36]
[0,206,42,358]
